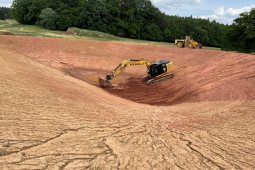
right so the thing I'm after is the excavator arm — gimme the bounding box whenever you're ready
[99,59,152,87]
[107,59,152,80]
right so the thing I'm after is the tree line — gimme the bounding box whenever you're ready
[221,9,255,53]
[2,0,254,52]
[0,7,11,20]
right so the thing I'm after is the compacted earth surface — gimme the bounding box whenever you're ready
[0,35,255,170]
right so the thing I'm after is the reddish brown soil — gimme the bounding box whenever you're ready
[0,35,254,106]
[0,35,254,169]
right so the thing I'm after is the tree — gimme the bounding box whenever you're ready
[119,0,162,39]
[12,0,32,23]
[37,8,58,30]
[78,0,109,32]
[47,0,82,30]
[142,23,162,41]
[0,7,11,20]
[12,0,46,24]
[10,0,231,49]
[223,8,255,52]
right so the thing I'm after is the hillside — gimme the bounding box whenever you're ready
[0,20,123,40]
[0,35,254,169]
[0,20,220,50]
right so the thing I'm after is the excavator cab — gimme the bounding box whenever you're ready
[149,60,169,77]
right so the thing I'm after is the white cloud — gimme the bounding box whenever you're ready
[198,14,233,24]
[200,14,218,20]
[151,0,202,8]
[215,6,225,16]
[198,5,255,24]
[226,6,255,16]
[0,0,12,7]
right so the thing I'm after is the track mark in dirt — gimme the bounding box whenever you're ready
[0,36,255,169]
[57,52,255,106]
[1,36,255,106]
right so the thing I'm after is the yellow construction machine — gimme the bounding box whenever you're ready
[175,36,202,49]
[99,59,174,87]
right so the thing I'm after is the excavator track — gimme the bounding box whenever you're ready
[147,74,174,85]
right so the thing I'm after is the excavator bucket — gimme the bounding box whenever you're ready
[99,77,111,87]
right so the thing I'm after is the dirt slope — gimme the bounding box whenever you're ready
[0,35,255,169]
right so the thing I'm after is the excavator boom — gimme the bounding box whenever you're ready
[99,59,151,87]
[107,59,152,80]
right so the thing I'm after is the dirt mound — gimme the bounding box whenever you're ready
[0,35,255,169]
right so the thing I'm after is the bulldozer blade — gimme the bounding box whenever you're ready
[99,77,111,87]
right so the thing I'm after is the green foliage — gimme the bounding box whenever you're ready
[12,0,31,23]
[142,23,162,41]
[38,8,58,30]
[47,0,82,30]
[120,0,162,39]
[12,0,46,24]
[10,0,252,52]
[159,16,226,47]
[78,0,112,32]
[222,8,255,53]
[12,0,81,30]
[0,7,11,20]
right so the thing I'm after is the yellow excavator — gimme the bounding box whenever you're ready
[99,59,174,87]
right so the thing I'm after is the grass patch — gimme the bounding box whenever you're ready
[0,19,72,38]
[0,20,176,46]
[66,27,176,47]
[67,27,122,41]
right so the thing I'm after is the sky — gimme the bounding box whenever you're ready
[1,0,254,24]
[151,0,255,24]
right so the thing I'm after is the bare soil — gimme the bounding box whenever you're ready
[0,35,254,169]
